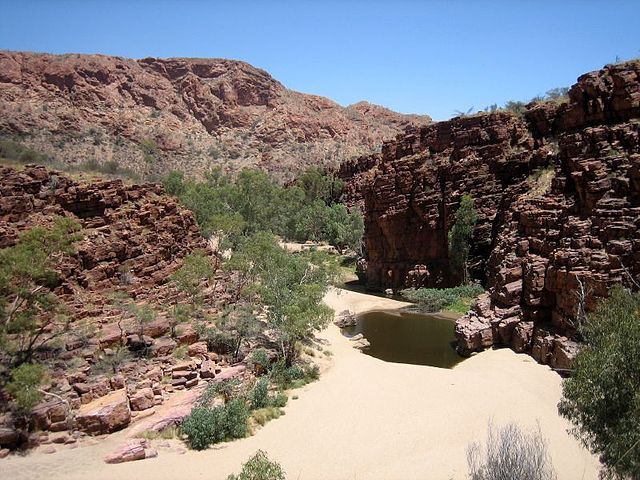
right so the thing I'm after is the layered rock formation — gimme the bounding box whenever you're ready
[0,166,246,449]
[341,60,640,367]
[0,51,430,180]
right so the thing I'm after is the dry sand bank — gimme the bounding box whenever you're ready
[2,287,599,480]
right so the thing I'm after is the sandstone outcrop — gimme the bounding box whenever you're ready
[342,60,640,368]
[0,51,430,180]
[75,389,131,435]
[104,439,157,464]
[0,165,241,448]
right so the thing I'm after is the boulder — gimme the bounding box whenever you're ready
[0,427,19,448]
[149,337,177,357]
[511,321,534,352]
[334,310,357,328]
[31,399,69,432]
[104,439,157,464]
[129,388,155,411]
[550,338,580,370]
[75,389,131,435]
[126,334,153,351]
[188,341,208,356]
[199,360,217,379]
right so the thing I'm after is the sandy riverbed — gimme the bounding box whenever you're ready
[2,287,599,480]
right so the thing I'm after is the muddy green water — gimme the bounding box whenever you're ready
[343,309,465,368]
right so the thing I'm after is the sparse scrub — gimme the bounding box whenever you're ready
[93,347,132,374]
[138,425,180,440]
[467,422,557,480]
[401,284,484,313]
[172,344,188,359]
[250,407,283,427]
[524,166,555,198]
[0,137,139,180]
[226,450,285,480]
[139,138,159,164]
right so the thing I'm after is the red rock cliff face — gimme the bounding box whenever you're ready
[341,60,640,367]
[0,52,430,180]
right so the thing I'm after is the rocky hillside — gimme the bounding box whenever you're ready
[0,165,245,451]
[340,60,640,368]
[0,52,430,180]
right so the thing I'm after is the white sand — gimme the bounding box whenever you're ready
[2,287,600,479]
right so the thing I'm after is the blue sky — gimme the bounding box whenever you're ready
[1,0,639,120]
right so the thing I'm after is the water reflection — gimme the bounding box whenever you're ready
[342,309,465,368]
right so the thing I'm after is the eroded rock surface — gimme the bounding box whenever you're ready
[342,60,640,367]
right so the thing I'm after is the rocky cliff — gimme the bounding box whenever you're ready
[341,60,640,368]
[0,52,430,180]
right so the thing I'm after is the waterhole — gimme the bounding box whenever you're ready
[343,309,465,368]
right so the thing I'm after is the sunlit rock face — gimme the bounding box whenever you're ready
[341,60,640,365]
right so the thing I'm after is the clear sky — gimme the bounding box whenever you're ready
[1,0,639,120]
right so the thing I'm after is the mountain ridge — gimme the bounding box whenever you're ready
[0,51,431,180]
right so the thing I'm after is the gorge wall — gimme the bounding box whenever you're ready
[341,60,640,367]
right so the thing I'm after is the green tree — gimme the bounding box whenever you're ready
[448,194,478,284]
[218,305,261,359]
[558,286,640,479]
[294,167,344,205]
[6,363,47,413]
[0,217,81,366]
[170,250,215,305]
[162,170,186,197]
[225,233,336,365]
[164,167,362,249]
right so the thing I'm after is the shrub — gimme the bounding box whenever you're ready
[202,328,236,355]
[269,392,288,408]
[248,348,271,375]
[197,378,240,407]
[181,406,224,450]
[226,450,285,480]
[558,286,640,479]
[400,284,484,313]
[269,361,304,389]
[181,399,248,450]
[467,422,557,480]
[221,399,249,440]
[250,378,269,410]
